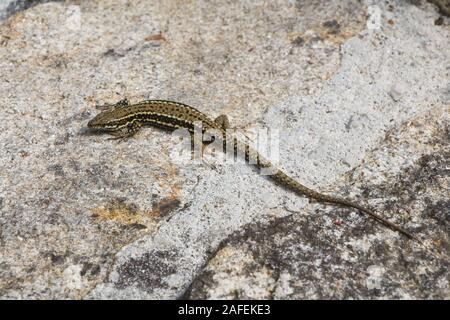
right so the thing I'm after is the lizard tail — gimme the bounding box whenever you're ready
[271,170,422,244]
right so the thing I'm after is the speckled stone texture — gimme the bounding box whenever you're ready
[0,0,448,299]
[185,109,450,299]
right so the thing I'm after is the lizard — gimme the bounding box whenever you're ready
[87,98,421,243]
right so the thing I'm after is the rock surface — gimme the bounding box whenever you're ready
[0,0,448,299]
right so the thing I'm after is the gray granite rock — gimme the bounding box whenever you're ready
[0,0,448,299]
[0,0,61,22]
[185,109,450,299]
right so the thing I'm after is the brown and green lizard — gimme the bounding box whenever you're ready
[87,98,421,243]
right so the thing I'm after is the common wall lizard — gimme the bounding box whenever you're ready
[87,99,420,243]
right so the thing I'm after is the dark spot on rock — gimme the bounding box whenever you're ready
[103,48,125,58]
[322,19,341,34]
[18,150,29,158]
[311,36,323,42]
[159,199,181,216]
[434,17,444,25]
[183,270,215,299]
[87,164,104,177]
[152,198,181,217]
[54,133,70,145]
[292,36,305,46]
[128,223,148,230]
[90,264,101,276]
[345,115,354,131]
[108,197,139,214]
[103,48,114,56]
[49,57,67,69]
[417,154,432,166]
[68,159,81,172]
[81,262,93,276]
[80,262,101,277]
[408,0,422,6]
[39,198,51,207]
[423,199,450,225]
[45,212,62,225]
[47,164,64,176]
[43,251,65,265]
[116,250,178,292]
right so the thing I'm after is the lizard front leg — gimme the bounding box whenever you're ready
[108,121,142,141]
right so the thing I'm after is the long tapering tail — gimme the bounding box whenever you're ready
[270,169,421,243]
[233,137,421,243]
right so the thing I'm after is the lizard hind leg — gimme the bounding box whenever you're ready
[114,98,130,108]
[96,98,130,111]
[195,115,230,166]
[213,114,257,165]
[214,114,231,130]
[215,114,254,145]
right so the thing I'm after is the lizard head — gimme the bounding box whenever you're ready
[87,109,126,131]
